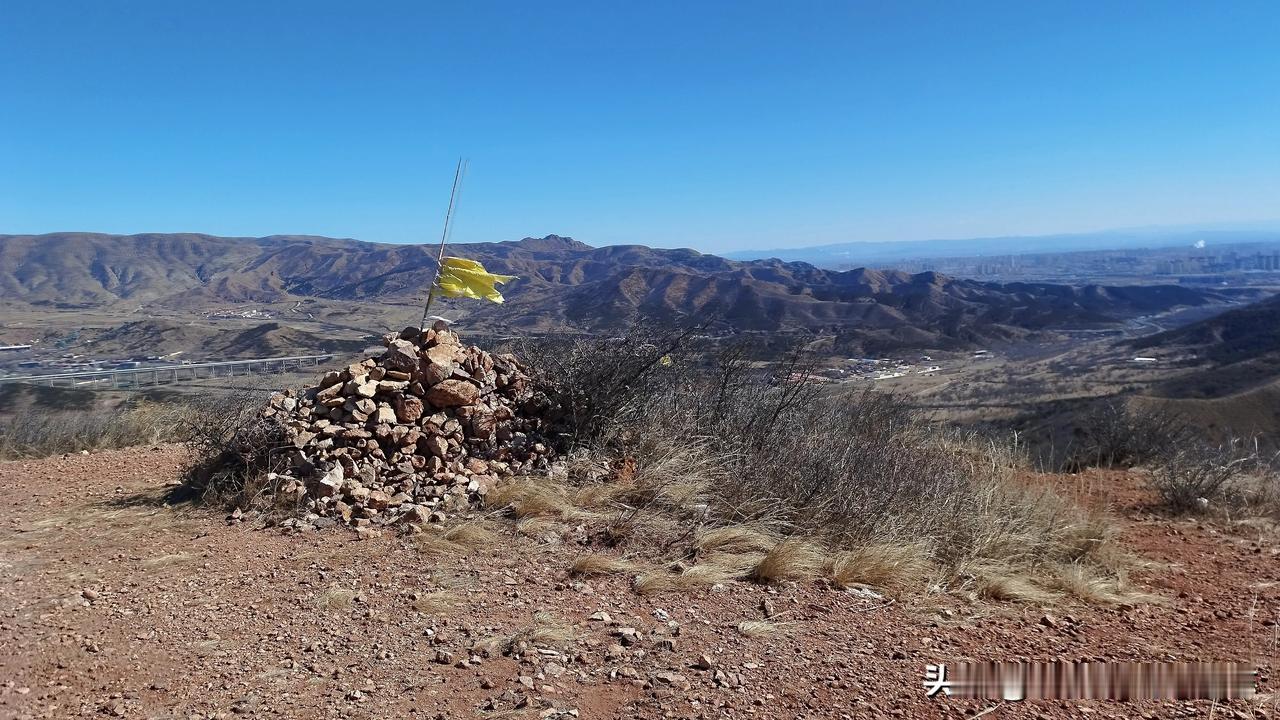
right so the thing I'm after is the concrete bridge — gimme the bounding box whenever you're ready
[1,354,334,389]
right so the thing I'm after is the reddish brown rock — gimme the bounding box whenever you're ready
[426,379,479,408]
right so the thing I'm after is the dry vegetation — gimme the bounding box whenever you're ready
[0,400,198,459]
[486,332,1165,606]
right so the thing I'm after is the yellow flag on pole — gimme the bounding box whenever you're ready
[433,256,517,303]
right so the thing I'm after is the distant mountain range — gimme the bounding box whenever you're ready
[0,232,1228,353]
[726,227,1280,268]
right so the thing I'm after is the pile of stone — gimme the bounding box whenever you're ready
[260,322,554,530]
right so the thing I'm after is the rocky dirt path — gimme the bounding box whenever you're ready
[1,447,1276,719]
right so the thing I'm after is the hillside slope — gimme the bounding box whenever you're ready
[1129,293,1280,398]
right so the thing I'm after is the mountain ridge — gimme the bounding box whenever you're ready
[0,232,1226,352]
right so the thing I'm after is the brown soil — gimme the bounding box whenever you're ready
[1,447,1277,719]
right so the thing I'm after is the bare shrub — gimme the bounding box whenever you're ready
[178,390,291,508]
[1222,453,1280,521]
[517,326,695,447]
[1067,401,1193,470]
[1151,443,1258,513]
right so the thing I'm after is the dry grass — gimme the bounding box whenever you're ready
[1045,564,1164,605]
[411,522,499,556]
[141,552,196,568]
[500,342,1149,608]
[826,543,933,590]
[468,622,575,659]
[633,551,768,595]
[513,515,565,538]
[506,611,576,651]
[632,572,685,596]
[485,478,579,519]
[411,592,456,614]
[569,553,638,577]
[693,526,777,556]
[750,539,824,583]
[0,399,202,460]
[736,620,783,638]
[573,482,630,508]
[313,585,359,610]
[443,522,498,547]
[961,563,1061,604]
[470,635,506,658]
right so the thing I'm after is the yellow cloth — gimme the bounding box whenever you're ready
[433,256,517,303]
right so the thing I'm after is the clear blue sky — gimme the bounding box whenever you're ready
[2,1,1278,253]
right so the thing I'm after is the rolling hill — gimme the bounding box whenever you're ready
[0,232,1226,351]
[1133,292,1280,398]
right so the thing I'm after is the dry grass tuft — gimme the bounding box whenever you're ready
[413,522,500,556]
[411,592,456,614]
[632,572,682,596]
[827,543,932,590]
[506,611,576,651]
[313,585,359,610]
[485,478,578,519]
[478,612,583,665]
[750,538,824,584]
[633,551,768,594]
[1046,564,1164,606]
[693,526,777,556]
[964,564,1060,604]
[736,620,783,638]
[514,515,565,538]
[686,551,764,583]
[573,482,630,508]
[570,553,638,577]
[470,635,506,658]
[141,552,196,568]
[443,522,498,547]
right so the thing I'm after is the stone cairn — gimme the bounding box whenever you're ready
[260,322,554,531]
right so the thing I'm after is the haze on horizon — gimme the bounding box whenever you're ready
[3,1,1279,255]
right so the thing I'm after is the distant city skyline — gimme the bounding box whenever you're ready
[3,2,1279,254]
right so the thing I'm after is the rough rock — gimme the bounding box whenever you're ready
[426,379,480,408]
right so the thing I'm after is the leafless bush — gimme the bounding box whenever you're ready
[178,390,292,507]
[518,326,697,447]
[1151,442,1259,514]
[1067,401,1193,470]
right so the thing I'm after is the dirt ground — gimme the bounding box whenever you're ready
[1,446,1277,719]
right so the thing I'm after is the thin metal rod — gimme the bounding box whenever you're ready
[420,157,467,329]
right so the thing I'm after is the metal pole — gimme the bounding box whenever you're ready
[419,157,467,329]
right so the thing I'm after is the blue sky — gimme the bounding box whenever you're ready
[2,1,1278,253]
